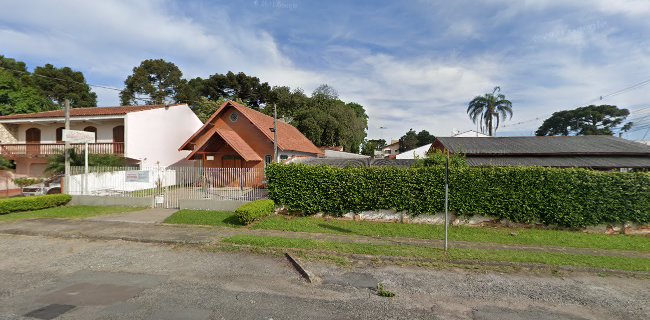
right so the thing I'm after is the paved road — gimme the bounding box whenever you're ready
[0,234,647,320]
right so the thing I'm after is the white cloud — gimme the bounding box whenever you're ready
[1,0,648,141]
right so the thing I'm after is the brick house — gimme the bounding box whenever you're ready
[179,100,323,168]
[0,104,203,176]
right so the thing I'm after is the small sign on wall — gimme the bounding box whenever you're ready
[62,129,95,143]
[206,156,215,161]
[125,171,149,182]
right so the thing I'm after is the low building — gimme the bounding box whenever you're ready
[0,104,203,176]
[179,100,323,168]
[397,130,489,159]
[382,140,400,159]
[430,136,650,170]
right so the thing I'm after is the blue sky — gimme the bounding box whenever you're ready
[1,0,649,141]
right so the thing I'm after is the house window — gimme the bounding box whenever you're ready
[229,112,238,122]
[55,127,64,143]
[280,155,288,160]
[265,155,272,165]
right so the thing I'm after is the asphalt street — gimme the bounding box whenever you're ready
[0,234,647,320]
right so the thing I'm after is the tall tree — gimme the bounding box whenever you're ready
[536,105,632,136]
[120,59,186,105]
[32,64,97,107]
[466,86,513,136]
[190,96,228,123]
[398,129,418,152]
[195,71,271,110]
[0,69,54,115]
[416,130,435,147]
[361,139,386,156]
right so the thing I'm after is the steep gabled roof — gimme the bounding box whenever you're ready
[0,104,182,120]
[186,128,262,162]
[180,101,323,155]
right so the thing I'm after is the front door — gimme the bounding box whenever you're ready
[26,128,41,156]
[113,125,124,154]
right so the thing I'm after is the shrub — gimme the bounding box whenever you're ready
[266,164,650,228]
[13,177,43,188]
[0,194,72,215]
[235,199,275,225]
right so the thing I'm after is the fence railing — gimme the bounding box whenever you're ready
[67,166,267,207]
[0,143,124,157]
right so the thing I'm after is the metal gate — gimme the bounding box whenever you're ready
[68,166,267,208]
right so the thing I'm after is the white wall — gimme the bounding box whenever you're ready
[396,143,432,159]
[125,105,203,167]
[16,120,123,143]
[68,168,175,194]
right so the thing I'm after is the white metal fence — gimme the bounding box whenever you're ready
[67,166,267,208]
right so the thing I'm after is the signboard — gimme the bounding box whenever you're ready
[62,129,95,143]
[125,171,150,183]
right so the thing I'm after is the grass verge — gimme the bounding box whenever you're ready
[164,210,243,227]
[223,235,650,272]
[0,205,143,222]
[253,216,650,252]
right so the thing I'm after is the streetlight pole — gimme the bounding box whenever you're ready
[64,99,70,194]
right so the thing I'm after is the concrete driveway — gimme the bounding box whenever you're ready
[0,234,647,320]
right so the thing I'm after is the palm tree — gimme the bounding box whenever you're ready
[466,86,513,136]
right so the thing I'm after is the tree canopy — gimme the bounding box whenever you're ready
[466,86,513,136]
[397,129,435,152]
[360,139,386,156]
[1,55,97,115]
[120,59,186,105]
[33,64,97,107]
[535,105,632,136]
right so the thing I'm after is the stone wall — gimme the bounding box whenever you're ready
[0,124,18,144]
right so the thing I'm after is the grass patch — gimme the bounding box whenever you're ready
[223,235,650,272]
[0,205,142,222]
[164,210,243,227]
[253,216,650,252]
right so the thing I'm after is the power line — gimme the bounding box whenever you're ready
[501,77,650,129]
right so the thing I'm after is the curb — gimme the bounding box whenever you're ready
[284,253,318,283]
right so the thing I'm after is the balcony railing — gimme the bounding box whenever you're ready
[0,143,124,158]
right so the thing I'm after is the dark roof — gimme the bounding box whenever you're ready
[435,136,650,156]
[0,104,181,120]
[465,156,650,168]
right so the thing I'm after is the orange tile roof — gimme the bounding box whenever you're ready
[214,128,262,161]
[180,101,323,156]
[0,104,182,120]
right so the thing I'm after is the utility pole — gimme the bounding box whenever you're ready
[273,103,278,163]
[63,99,71,194]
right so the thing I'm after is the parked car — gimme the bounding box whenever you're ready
[22,175,62,196]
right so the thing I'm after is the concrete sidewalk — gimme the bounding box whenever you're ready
[87,208,178,224]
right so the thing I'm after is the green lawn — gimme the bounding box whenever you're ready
[223,235,650,272]
[164,210,243,227]
[0,205,143,222]
[253,215,650,252]
[158,210,649,253]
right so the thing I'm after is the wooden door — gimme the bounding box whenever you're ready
[112,125,124,154]
[26,128,41,155]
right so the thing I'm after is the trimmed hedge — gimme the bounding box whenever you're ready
[266,164,650,228]
[235,199,275,225]
[0,194,72,215]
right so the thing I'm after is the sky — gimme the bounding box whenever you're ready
[1,0,649,141]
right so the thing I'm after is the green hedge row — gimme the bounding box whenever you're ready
[235,199,275,225]
[0,194,72,215]
[266,164,650,228]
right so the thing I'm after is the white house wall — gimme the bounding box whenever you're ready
[125,105,203,167]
